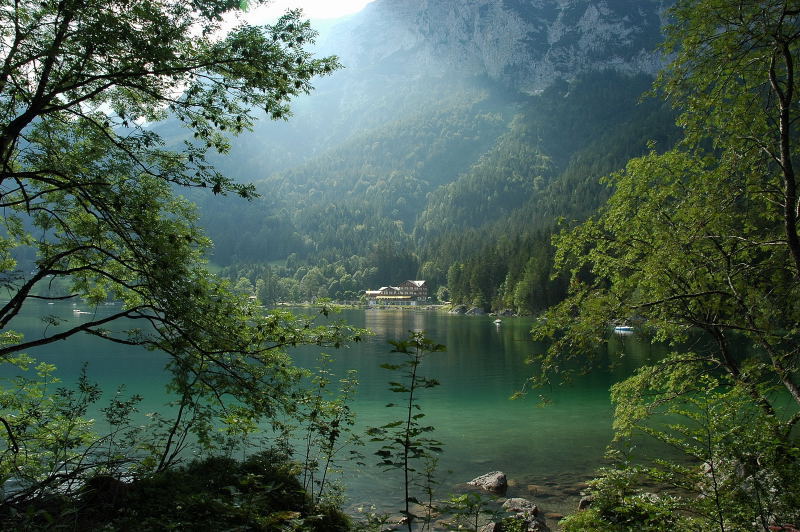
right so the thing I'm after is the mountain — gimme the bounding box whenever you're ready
[200,0,669,182]
[195,0,679,311]
[319,0,667,93]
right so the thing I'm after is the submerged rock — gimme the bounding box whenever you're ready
[525,484,559,498]
[468,471,507,494]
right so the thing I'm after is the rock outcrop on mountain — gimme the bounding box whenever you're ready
[319,0,668,93]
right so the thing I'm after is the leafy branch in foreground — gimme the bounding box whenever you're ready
[298,353,361,506]
[531,0,800,529]
[444,492,501,532]
[366,331,445,531]
[0,0,353,523]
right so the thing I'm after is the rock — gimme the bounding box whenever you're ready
[543,512,564,520]
[501,513,551,532]
[449,304,467,314]
[468,471,507,494]
[465,307,486,315]
[325,1,666,94]
[433,518,453,530]
[502,497,539,517]
[501,498,551,532]
[498,309,516,317]
[578,495,594,510]
[527,519,551,532]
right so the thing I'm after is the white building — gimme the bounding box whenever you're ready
[365,280,428,306]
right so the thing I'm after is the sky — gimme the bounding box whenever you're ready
[247,0,376,22]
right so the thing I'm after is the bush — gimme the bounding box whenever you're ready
[2,450,351,531]
[560,468,685,532]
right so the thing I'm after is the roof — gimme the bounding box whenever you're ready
[365,281,427,295]
[396,280,426,287]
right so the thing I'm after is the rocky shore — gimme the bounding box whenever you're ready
[349,470,591,531]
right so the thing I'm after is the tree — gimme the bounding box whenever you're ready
[533,0,800,528]
[0,0,351,511]
[366,332,445,530]
[234,276,255,296]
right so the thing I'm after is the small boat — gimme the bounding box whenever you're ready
[493,319,502,325]
[613,325,634,334]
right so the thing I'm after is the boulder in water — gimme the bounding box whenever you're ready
[502,497,538,517]
[468,471,507,494]
[501,497,552,531]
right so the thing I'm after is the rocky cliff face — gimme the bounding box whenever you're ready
[319,0,668,93]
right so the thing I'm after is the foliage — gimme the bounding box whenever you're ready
[559,467,685,532]
[532,0,800,529]
[443,491,500,532]
[352,504,392,531]
[428,71,678,313]
[0,361,116,504]
[611,368,800,530]
[0,0,360,519]
[413,455,443,531]
[0,450,351,530]
[366,332,445,530]
[297,353,361,506]
[219,244,419,304]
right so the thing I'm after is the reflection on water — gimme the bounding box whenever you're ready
[363,307,429,339]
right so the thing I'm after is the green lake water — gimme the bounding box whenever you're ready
[7,302,666,522]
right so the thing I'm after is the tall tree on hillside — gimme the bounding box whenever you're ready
[535,1,800,529]
[0,0,351,507]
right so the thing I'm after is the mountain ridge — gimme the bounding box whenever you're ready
[200,0,679,310]
[317,0,668,93]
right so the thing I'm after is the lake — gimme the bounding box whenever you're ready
[288,307,664,521]
[7,302,665,524]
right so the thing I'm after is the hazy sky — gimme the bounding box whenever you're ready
[250,0,375,22]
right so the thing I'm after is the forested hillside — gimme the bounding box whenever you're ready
[193,0,678,313]
[418,72,680,312]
